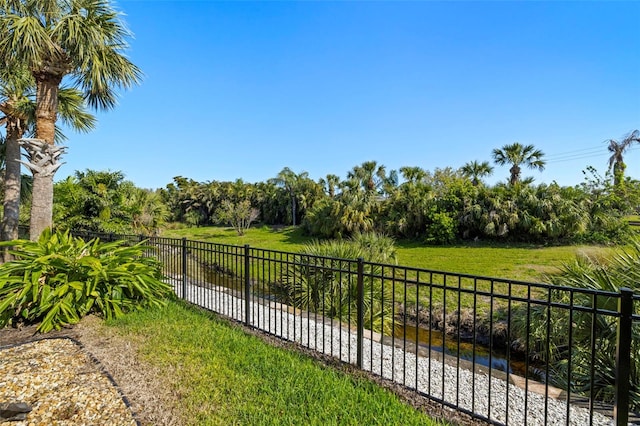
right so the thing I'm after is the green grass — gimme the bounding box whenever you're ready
[163,225,613,282]
[394,242,612,282]
[161,225,619,319]
[107,300,446,426]
[164,225,311,253]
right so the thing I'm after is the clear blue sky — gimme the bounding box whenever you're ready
[56,0,640,190]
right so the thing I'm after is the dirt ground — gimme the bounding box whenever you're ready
[0,317,182,426]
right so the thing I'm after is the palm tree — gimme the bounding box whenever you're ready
[0,67,30,244]
[347,161,388,196]
[270,167,309,226]
[0,66,94,243]
[607,130,640,188]
[492,143,545,185]
[399,166,427,184]
[460,160,494,186]
[0,0,142,239]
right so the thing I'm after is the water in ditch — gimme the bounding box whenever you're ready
[394,325,536,378]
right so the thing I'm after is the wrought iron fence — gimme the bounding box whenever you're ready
[75,231,638,426]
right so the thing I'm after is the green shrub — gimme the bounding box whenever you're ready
[510,239,640,410]
[425,210,457,245]
[0,229,172,332]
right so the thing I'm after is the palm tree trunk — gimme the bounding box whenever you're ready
[1,119,24,261]
[19,139,66,241]
[34,73,60,145]
[1,120,23,242]
[29,173,53,240]
[291,193,297,226]
[28,73,62,239]
[509,165,521,186]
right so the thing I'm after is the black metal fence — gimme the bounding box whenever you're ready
[75,231,639,426]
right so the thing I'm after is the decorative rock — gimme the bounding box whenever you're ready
[0,402,32,421]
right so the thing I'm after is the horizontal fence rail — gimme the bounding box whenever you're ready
[73,231,639,426]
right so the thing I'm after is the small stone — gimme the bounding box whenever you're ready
[0,401,32,421]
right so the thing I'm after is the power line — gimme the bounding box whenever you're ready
[544,146,606,159]
[544,146,639,164]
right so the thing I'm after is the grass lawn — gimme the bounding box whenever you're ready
[162,225,613,282]
[107,300,447,426]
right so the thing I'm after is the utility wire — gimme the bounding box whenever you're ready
[544,146,639,164]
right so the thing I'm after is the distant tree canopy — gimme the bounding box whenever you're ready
[157,156,638,245]
[46,137,640,246]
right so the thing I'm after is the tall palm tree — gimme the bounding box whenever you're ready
[607,129,640,188]
[460,160,494,186]
[0,66,94,243]
[270,167,309,226]
[492,143,545,185]
[0,0,142,239]
[0,67,30,243]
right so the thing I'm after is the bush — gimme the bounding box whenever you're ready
[424,210,457,245]
[0,229,172,332]
[216,199,260,235]
[510,239,640,410]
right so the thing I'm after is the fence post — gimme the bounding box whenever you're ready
[357,258,364,369]
[615,287,633,426]
[181,238,187,300]
[244,245,251,327]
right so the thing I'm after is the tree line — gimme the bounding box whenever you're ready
[25,135,638,244]
[153,137,638,244]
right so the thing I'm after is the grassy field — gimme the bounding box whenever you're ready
[107,300,447,426]
[162,225,613,282]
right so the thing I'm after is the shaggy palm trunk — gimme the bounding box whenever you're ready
[509,165,521,185]
[29,173,54,240]
[29,73,62,240]
[1,119,24,260]
[613,162,625,189]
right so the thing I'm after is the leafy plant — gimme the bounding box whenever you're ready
[216,199,260,236]
[424,209,457,245]
[0,229,172,332]
[54,170,168,234]
[510,239,640,410]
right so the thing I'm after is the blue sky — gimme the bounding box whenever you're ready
[56,0,640,190]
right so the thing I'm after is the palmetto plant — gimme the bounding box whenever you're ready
[0,229,171,332]
[511,241,640,409]
[272,233,396,334]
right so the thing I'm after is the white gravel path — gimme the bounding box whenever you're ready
[172,279,614,426]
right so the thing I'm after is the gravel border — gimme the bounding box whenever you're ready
[0,338,137,425]
[174,280,614,426]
